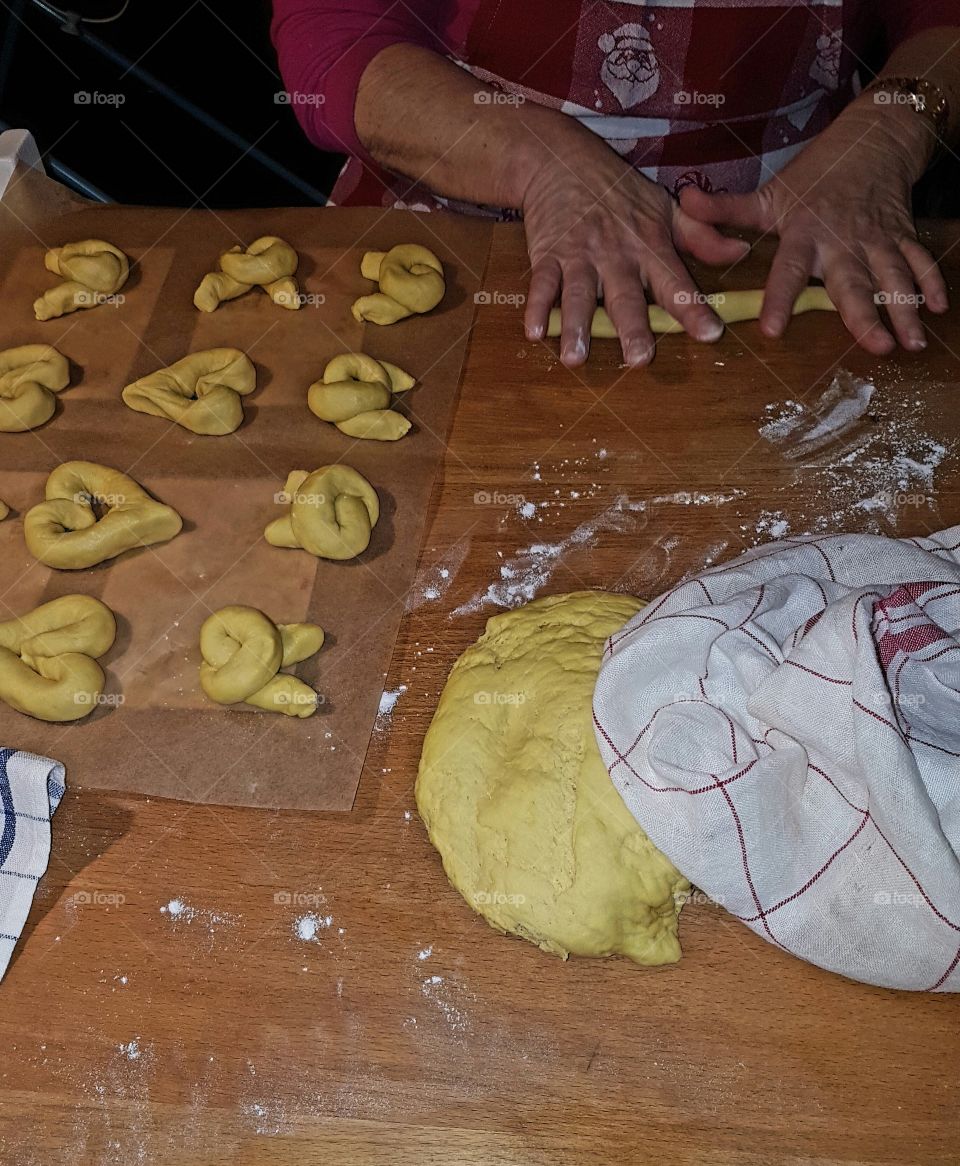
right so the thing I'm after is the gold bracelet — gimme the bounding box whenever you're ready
[866,76,950,154]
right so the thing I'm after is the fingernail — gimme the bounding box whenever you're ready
[699,319,724,343]
[764,314,785,336]
[563,333,587,364]
[909,335,927,351]
[526,322,544,340]
[626,340,653,366]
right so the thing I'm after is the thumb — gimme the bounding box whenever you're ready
[679,185,766,231]
[673,210,751,266]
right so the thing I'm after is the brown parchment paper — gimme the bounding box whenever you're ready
[0,167,493,809]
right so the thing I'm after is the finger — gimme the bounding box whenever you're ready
[524,256,562,341]
[559,262,600,367]
[822,250,895,356]
[674,211,752,266]
[643,244,724,343]
[866,244,926,351]
[899,237,949,314]
[600,263,656,366]
[758,236,815,338]
[679,186,766,232]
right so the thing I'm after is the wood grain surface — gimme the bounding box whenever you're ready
[1,220,959,1166]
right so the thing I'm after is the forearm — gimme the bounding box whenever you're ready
[355,43,606,209]
[833,28,960,184]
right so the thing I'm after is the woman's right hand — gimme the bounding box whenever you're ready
[521,137,751,367]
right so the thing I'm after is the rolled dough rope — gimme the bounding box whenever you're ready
[0,344,70,432]
[34,239,129,321]
[351,243,445,325]
[194,236,301,312]
[264,464,380,561]
[0,594,117,722]
[545,286,836,339]
[122,348,256,436]
[25,460,183,570]
[199,604,324,717]
[308,352,415,441]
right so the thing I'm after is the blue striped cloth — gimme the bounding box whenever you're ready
[0,748,65,980]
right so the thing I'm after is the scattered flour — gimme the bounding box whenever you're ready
[159,898,237,934]
[758,370,953,533]
[453,489,745,615]
[294,913,334,943]
[760,371,874,459]
[377,685,407,719]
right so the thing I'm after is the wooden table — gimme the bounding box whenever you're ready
[2,221,960,1166]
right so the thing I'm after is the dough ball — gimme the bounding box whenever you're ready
[416,590,689,965]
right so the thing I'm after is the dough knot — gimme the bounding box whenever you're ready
[351,243,445,325]
[122,348,256,435]
[199,605,324,717]
[264,464,379,560]
[24,461,183,569]
[34,239,129,321]
[0,595,117,721]
[308,352,415,441]
[0,344,70,432]
[194,236,301,312]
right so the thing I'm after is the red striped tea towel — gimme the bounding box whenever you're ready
[593,528,960,991]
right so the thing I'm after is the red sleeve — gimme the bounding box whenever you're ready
[878,0,960,48]
[270,0,443,157]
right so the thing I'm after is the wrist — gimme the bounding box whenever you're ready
[507,109,614,210]
[845,90,937,183]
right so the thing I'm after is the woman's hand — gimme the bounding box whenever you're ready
[679,97,948,355]
[521,138,750,367]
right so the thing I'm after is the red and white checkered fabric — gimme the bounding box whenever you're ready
[593,528,960,991]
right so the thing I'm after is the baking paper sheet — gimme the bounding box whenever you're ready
[0,166,492,809]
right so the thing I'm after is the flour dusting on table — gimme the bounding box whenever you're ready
[453,489,744,614]
[758,370,953,533]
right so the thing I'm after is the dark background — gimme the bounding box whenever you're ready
[0,0,956,214]
[0,0,343,206]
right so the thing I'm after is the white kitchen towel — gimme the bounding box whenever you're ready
[0,748,65,979]
[593,527,960,991]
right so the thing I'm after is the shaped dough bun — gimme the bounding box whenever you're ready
[0,594,117,722]
[24,461,182,569]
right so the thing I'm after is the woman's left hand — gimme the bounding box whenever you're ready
[679,97,949,354]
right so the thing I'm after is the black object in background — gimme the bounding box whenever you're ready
[0,0,344,206]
